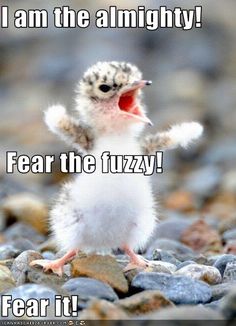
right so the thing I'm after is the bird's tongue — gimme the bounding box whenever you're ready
[118,90,152,125]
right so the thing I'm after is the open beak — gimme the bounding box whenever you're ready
[118,80,153,126]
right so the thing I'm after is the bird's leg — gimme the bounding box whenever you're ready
[30,249,77,277]
[122,245,149,272]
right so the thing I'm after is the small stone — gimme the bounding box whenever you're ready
[183,165,222,198]
[146,238,195,261]
[175,263,222,285]
[164,190,196,212]
[0,265,15,292]
[219,216,236,234]
[62,277,118,301]
[213,254,236,276]
[0,244,21,260]
[4,222,45,244]
[11,250,43,286]
[42,251,56,260]
[211,283,233,301]
[71,254,128,293]
[181,219,222,253]
[176,260,196,270]
[145,305,224,320]
[223,261,236,282]
[223,228,236,242]
[131,272,212,304]
[2,193,48,234]
[151,249,181,266]
[3,284,59,319]
[145,261,177,274]
[224,240,236,254]
[116,290,174,315]
[79,299,128,320]
[220,286,236,320]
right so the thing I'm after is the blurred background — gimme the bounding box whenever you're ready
[0,0,236,253]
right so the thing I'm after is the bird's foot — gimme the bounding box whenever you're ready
[30,259,65,277]
[123,253,150,272]
[30,249,77,277]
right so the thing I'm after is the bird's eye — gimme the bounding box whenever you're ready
[99,84,111,93]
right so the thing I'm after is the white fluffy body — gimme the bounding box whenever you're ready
[50,134,156,252]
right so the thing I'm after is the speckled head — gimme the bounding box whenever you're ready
[77,61,152,133]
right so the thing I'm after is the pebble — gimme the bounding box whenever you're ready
[145,261,177,273]
[220,286,236,320]
[222,228,236,242]
[146,238,195,262]
[116,290,174,315]
[11,250,43,286]
[79,299,128,320]
[175,263,222,285]
[223,261,236,282]
[131,272,212,304]
[0,244,21,260]
[181,219,222,253]
[213,254,236,276]
[3,284,59,319]
[2,193,48,234]
[211,283,233,301]
[144,305,224,320]
[4,222,45,244]
[176,260,196,270]
[71,254,128,293]
[62,277,118,302]
[0,265,15,293]
[183,165,222,198]
[164,190,196,212]
[151,249,181,266]
[148,217,193,243]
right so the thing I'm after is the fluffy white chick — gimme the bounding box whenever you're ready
[31,61,203,275]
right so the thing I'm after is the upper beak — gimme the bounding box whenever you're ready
[119,80,153,126]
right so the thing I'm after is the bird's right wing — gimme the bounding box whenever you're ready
[44,105,94,153]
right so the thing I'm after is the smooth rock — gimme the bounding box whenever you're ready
[11,250,43,286]
[79,299,128,320]
[223,261,236,282]
[0,265,15,292]
[176,260,196,270]
[132,272,212,304]
[219,216,236,234]
[146,239,195,262]
[224,240,236,254]
[4,222,45,244]
[2,193,48,234]
[145,261,177,274]
[164,190,196,212]
[144,305,224,320]
[183,165,222,197]
[213,254,236,276]
[151,249,181,266]
[3,284,59,319]
[181,219,222,253]
[211,283,233,301]
[175,264,222,285]
[71,254,128,293]
[62,277,118,302]
[148,217,192,243]
[223,228,236,242]
[0,244,21,260]
[220,286,236,320]
[116,290,174,315]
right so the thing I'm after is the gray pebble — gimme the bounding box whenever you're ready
[213,254,236,276]
[223,228,236,242]
[62,277,118,302]
[223,262,236,282]
[132,272,212,304]
[11,250,42,286]
[4,222,45,244]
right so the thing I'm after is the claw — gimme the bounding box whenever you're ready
[30,259,64,277]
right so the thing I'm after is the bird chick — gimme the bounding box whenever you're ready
[31,61,203,276]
